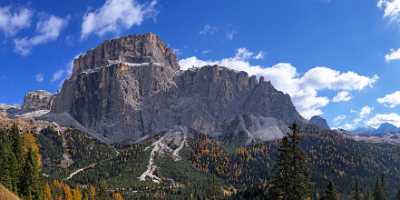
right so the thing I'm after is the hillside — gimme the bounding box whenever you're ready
[29,125,400,199]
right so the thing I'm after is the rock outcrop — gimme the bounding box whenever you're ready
[309,116,330,130]
[50,33,306,143]
[22,90,53,112]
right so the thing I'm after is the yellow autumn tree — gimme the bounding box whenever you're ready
[72,186,82,200]
[22,132,41,165]
[63,184,73,200]
[112,192,124,200]
[43,183,53,200]
[51,180,63,200]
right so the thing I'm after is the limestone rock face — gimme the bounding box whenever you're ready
[51,33,306,143]
[309,116,330,130]
[22,90,53,112]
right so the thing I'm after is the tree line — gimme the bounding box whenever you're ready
[0,124,124,200]
[232,124,400,200]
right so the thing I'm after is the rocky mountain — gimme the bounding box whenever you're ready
[309,115,330,130]
[352,123,400,136]
[22,90,53,112]
[374,123,400,134]
[47,33,306,144]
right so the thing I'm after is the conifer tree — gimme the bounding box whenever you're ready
[19,148,43,200]
[269,124,311,200]
[0,143,12,190]
[373,176,387,200]
[396,188,400,200]
[321,181,338,200]
[352,179,361,200]
[10,124,23,162]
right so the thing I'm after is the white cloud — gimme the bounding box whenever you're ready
[51,69,64,83]
[35,73,44,82]
[385,48,400,62]
[337,106,374,130]
[333,115,347,124]
[0,6,32,37]
[332,91,352,102]
[254,52,265,60]
[377,91,400,108]
[14,15,68,55]
[81,0,157,39]
[360,106,374,118]
[366,113,400,128]
[377,0,400,23]
[179,49,378,119]
[385,49,400,62]
[199,25,217,35]
[342,123,355,130]
[226,30,237,40]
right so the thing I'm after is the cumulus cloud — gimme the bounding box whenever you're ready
[366,113,400,128]
[385,48,400,62]
[14,15,68,55]
[179,49,378,119]
[360,106,374,118]
[337,106,374,130]
[377,0,400,22]
[51,69,64,83]
[333,115,347,124]
[81,0,157,39]
[377,91,400,108]
[333,91,352,102]
[35,73,44,82]
[0,6,32,37]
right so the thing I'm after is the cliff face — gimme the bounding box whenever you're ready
[51,33,305,143]
[309,116,330,130]
[22,90,53,112]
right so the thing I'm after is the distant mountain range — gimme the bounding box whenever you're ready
[352,123,400,136]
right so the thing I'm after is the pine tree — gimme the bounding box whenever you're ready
[97,180,109,200]
[352,179,361,200]
[373,176,387,200]
[321,181,338,200]
[269,124,311,200]
[396,188,400,200]
[10,124,23,162]
[19,148,43,200]
[0,143,12,190]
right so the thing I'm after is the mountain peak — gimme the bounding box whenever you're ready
[309,116,330,130]
[71,33,179,80]
[376,123,399,134]
[49,33,305,143]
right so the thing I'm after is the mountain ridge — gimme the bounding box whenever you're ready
[41,32,307,143]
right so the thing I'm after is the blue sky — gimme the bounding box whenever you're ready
[1,0,400,129]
